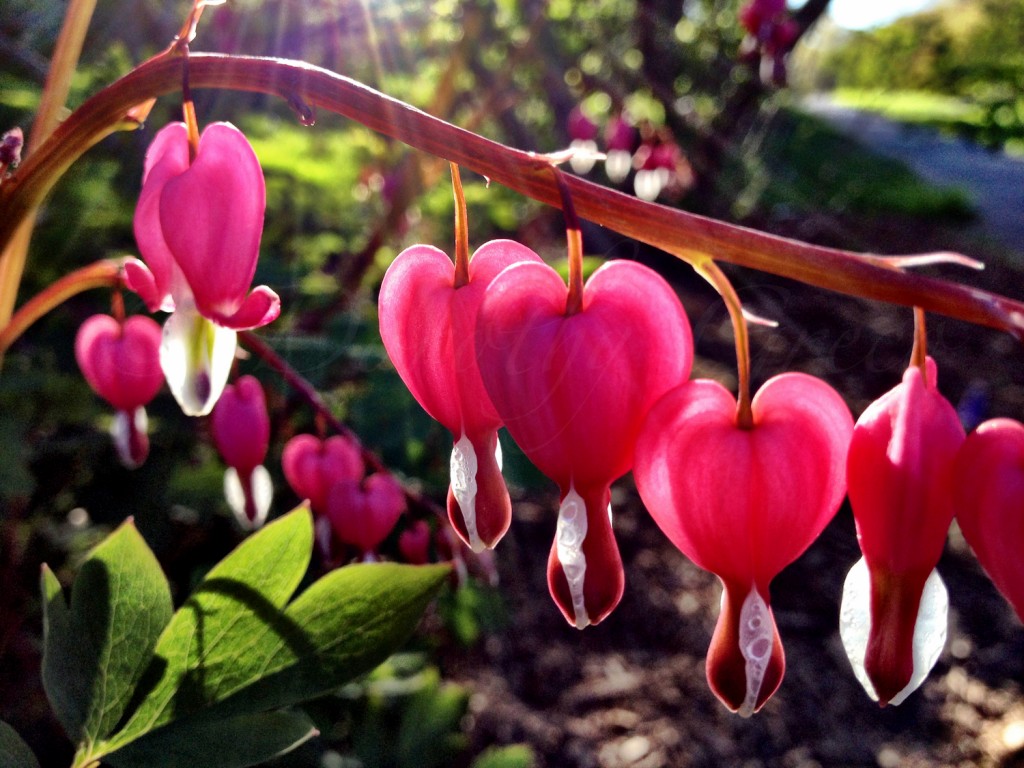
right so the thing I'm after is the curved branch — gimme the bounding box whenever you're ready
[2,53,1024,340]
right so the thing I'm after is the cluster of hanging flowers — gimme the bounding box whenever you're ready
[564,106,693,201]
[70,104,1024,721]
[281,432,408,563]
[378,166,1024,718]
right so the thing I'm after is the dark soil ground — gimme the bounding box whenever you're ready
[445,212,1024,768]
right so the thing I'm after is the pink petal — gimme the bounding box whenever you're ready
[159,122,266,321]
[210,375,270,472]
[953,418,1024,622]
[133,123,190,312]
[212,285,281,330]
[281,434,364,515]
[476,259,691,490]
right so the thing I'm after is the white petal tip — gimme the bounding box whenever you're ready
[839,557,948,706]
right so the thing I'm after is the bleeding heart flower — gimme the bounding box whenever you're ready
[281,433,364,515]
[75,313,164,469]
[475,259,692,628]
[126,122,280,416]
[841,358,965,706]
[327,472,406,557]
[379,239,543,553]
[210,375,272,529]
[398,519,433,565]
[634,373,853,715]
[953,418,1024,623]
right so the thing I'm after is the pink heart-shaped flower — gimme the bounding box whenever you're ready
[327,472,407,554]
[282,434,364,515]
[952,418,1024,622]
[130,122,279,330]
[75,314,164,412]
[476,258,692,627]
[634,373,853,715]
[379,239,543,552]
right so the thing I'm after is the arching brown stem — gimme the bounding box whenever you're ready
[2,54,1024,341]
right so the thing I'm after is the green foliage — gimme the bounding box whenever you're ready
[748,109,974,220]
[817,0,1024,149]
[471,744,536,768]
[347,658,470,768]
[0,721,41,768]
[39,507,449,768]
[41,519,173,750]
[102,711,318,768]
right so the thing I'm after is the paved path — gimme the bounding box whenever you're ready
[802,95,1024,256]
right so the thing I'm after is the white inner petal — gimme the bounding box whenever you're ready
[556,486,590,630]
[839,556,949,706]
[110,407,147,469]
[605,149,632,183]
[450,434,483,553]
[160,306,236,417]
[224,464,272,531]
[737,587,774,718]
[568,139,599,174]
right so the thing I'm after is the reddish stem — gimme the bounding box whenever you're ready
[910,307,928,382]
[0,258,124,356]
[2,55,1024,340]
[551,167,584,315]
[450,162,470,288]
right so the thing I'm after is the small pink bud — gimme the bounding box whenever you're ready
[380,240,543,552]
[635,373,853,715]
[210,375,272,528]
[567,106,599,142]
[953,418,1024,622]
[475,259,692,628]
[281,434,364,515]
[327,473,406,555]
[1,127,23,169]
[399,520,432,564]
[842,358,965,706]
[604,115,635,153]
[210,376,270,474]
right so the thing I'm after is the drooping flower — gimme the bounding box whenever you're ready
[634,373,853,715]
[75,313,164,469]
[398,519,433,565]
[475,259,692,628]
[326,472,406,558]
[126,122,280,416]
[379,239,543,553]
[841,358,965,706]
[281,433,364,515]
[603,114,636,184]
[567,106,600,175]
[952,418,1024,623]
[210,375,272,529]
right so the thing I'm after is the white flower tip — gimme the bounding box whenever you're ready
[839,556,948,706]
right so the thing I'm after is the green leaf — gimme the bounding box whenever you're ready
[0,721,41,768]
[209,562,451,718]
[41,519,172,748]
[104,506,314,749]
[398,680,469,768]
[471,745,536,768]
[102,710,317,768]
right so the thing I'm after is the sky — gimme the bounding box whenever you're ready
[825,0,941,30]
